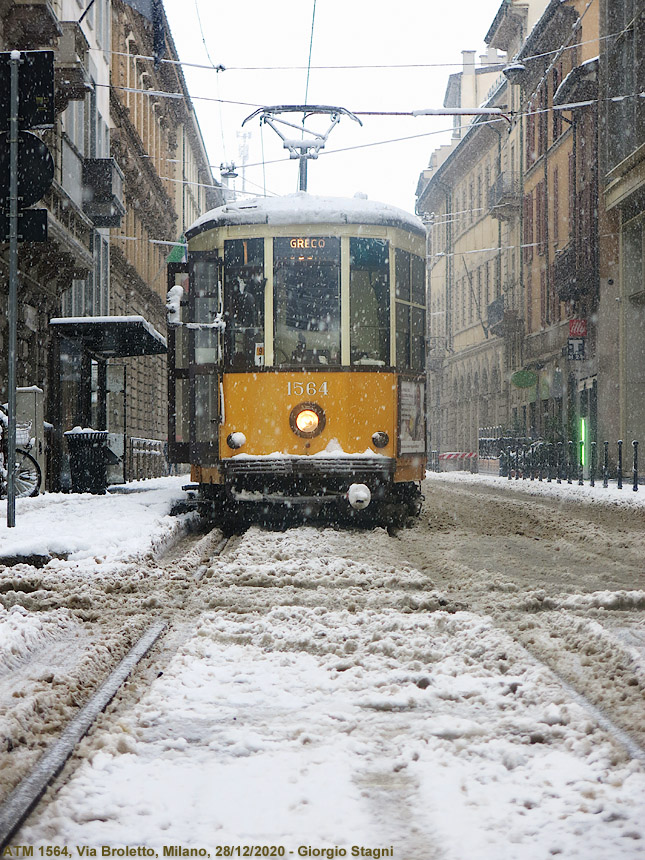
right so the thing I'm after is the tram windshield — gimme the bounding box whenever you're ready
[273,237,340,367]
[350,238,390,366]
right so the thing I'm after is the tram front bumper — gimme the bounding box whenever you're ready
[221,455,394,508]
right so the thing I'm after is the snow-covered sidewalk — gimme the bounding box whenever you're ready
[0,475,193,568]
[427,467,645,509]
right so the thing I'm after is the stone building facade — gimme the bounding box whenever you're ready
[416,0,616,462]
[416,41,522,455]
[61,0,222,457]
[0,0,222,488]
[597,0,645,455]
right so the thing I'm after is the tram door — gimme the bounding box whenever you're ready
[167,255,223,466]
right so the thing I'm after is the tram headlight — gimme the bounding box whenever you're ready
[290,402,326,438]
[372,431,389,449]
[295,409,319,434]
[227,432,246,449]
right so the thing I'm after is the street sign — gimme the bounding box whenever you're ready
[511,369,538,388]
[0,130,54,208]
[569,318,587,337]
[568,338,586,361]
[0,51,54,130]
[0,209,47,242]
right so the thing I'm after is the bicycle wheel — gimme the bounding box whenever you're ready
[13,449,41,497]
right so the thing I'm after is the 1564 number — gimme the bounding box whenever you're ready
[287,381,328,397]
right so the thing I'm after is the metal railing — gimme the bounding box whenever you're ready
[127,437,168,481]
[499,439,640,491]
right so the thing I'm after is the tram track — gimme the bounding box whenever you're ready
[3,487,645,853]
[0,526,235,842]
[403,478,645,756]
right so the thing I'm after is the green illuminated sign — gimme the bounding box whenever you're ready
[580,417,587,467]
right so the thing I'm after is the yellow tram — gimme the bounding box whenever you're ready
[167,192,426,529]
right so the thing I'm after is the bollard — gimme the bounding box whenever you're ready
[617,440,623,489]
[567,440,574,484]
[515,447,520,480]
[547,442,553,482]
[633,440,639,492]
[557,441,563,484]
[507,447,512,480]
[590,441,596,487]
[578,440,584,485]
[603,441,609,488]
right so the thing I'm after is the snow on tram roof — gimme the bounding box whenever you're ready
[186,192,426,239]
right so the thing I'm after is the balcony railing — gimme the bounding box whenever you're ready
[554,242,599,302]
[487,294,505,334]
[488,172,521,220]
[82,158,126,228]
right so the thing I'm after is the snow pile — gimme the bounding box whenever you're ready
[0,604,77,671]
[0,476,193,567]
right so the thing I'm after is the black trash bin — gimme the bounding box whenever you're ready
[64,430,109,494]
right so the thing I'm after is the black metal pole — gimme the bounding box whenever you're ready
[7,52,20,528]
[603,440,609,488]
[578,440,584,485]
[617,439,623,489]
[547,442,552,482]
[633,440,638,492]
[567,440,574,484]
[590,441,596,487]
[557,441,563,483]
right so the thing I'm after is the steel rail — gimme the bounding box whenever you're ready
[0,621,167,849]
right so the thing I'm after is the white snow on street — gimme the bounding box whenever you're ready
[1,475,645,858]
[0,476,192,567]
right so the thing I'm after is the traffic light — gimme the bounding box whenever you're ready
[0,50,55,242]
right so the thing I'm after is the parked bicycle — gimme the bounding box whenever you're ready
[0,403,42,498]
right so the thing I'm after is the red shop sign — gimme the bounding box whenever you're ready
[569,318,587,337]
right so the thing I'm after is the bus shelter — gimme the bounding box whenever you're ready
[49,316,167,491]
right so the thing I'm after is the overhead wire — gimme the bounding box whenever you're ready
[193,0,228,162]
[98,1,638,263]
[108,84,644,199]
[98,80,644,127]
[303,0,317,107]
[100,28,630,75]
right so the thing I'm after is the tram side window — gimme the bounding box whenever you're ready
[192,258,220,365]
[273,237,340,366]
[395,249,426,371]
[350,238,390,366]
[224,239,265,370]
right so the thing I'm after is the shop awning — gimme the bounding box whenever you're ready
[49,315,167,358]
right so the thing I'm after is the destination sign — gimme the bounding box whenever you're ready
[274,237,339,261]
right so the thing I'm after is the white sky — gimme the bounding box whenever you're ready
[162,0,506,214]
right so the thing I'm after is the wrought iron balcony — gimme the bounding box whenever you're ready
[488,172,521,220]
[487,294,505,335]
[55,21,93,111]
[82,158,126,228]
[554,242,598,302]
[487,296,522,338]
